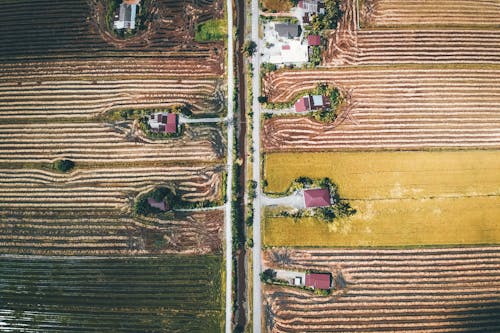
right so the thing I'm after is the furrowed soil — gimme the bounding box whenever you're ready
[263,150,500,247]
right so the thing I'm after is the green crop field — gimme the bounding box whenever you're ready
[263,150,500,247]
[0,256,223,332]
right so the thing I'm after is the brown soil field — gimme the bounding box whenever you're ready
[264,0,500,151]
[263,67,500,150]
[263,247,500,332]
[0,166,224,255]
[0,0,227,256]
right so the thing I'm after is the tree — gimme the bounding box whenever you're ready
[260,268,276,282]
[53,159,75,173]
[258,95,268,103]
[242,40,257,57]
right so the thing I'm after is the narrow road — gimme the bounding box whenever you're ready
[225,0,235,331]
[251,0,263,331]
[178,115,226,124]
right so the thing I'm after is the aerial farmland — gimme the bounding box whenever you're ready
[254,0,500,332]
[0,0,229,331]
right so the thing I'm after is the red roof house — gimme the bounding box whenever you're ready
[165,113,177,133]
[305,273,331,290]
[307,35,321,46]
[294,96,311,112]
[304,188,331,208]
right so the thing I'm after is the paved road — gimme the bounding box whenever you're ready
[225,0,234,331]
[251,0,262,331]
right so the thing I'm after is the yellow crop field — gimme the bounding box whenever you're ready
[263,150,500,247]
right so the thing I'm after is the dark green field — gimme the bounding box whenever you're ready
[0,256,223,332]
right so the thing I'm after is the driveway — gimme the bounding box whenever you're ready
[261,191,305,209]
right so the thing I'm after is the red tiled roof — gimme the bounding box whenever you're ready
[282,45,291,50]
[307,35,321,46]
[304,188,330,207]
[305,273,331,289]
[298,0,304,9]
[294,96,310,112]
[165,113,177,133]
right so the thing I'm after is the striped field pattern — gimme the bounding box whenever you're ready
[263,247,500,332]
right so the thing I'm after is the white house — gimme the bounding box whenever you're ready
[113,0,140,30]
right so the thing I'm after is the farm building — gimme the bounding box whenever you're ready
[294,95,331,112]
[305,273,331,290]
[299,0,326,24]
[147,197,169,211]
[148,112,177,134]
[307,35,321,46]
[303,188,331,208]
[113,0,140,30]
[275,23,301,39]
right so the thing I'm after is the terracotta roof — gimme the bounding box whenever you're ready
[294,96,310,112]
[165,113,177,133]
[305,273,331,289]
[123,0,141,5]
[307,35,321,46]
[304,188,330,207]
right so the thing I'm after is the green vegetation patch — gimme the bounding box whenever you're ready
[195,19,227,42]
[53,159,75,173]
[0,256,223,332]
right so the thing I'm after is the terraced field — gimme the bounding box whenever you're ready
[0,0,226,256]
[364,0,500,28]
[264,0,500,151]
[0,166,223,255]
[263,247,500,332]
[264,66,500,150]
[0,122,224,164]
[0,256,223,332]
[0,0,228,331]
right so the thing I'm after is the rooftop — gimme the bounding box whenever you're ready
[305,273,331,290]
[304,188,331,208]
[275,23,300,39]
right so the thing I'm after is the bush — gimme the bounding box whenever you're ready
[258,95,268,103]
[260,269,277,282]
[195,19,226,42]
[53,159,75,173]
[242,40,257,57]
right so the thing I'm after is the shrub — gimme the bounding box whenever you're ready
[242,40,257,56]
[53,159,75,173]
[195,19,226,42]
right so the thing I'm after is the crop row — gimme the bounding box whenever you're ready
[327,30,500,66]
[263,68,500,150]
[0,122,223,163]
[263,247,500,332]
[0,255,223,332]
[365,0,500,28]
[0,78,222,118]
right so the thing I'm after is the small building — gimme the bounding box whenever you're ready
[294,95,330,112]
[275,23,301,39]
[148,112,178,134]
[113,0,140,30]
[147,197,168,211]
[294,276,303,286]
[305,273,331,290]
[299,0,319,14]
[294,96,311,112]
[269,40,309,65]
[304,188,331,208]
[307,35,321,46]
